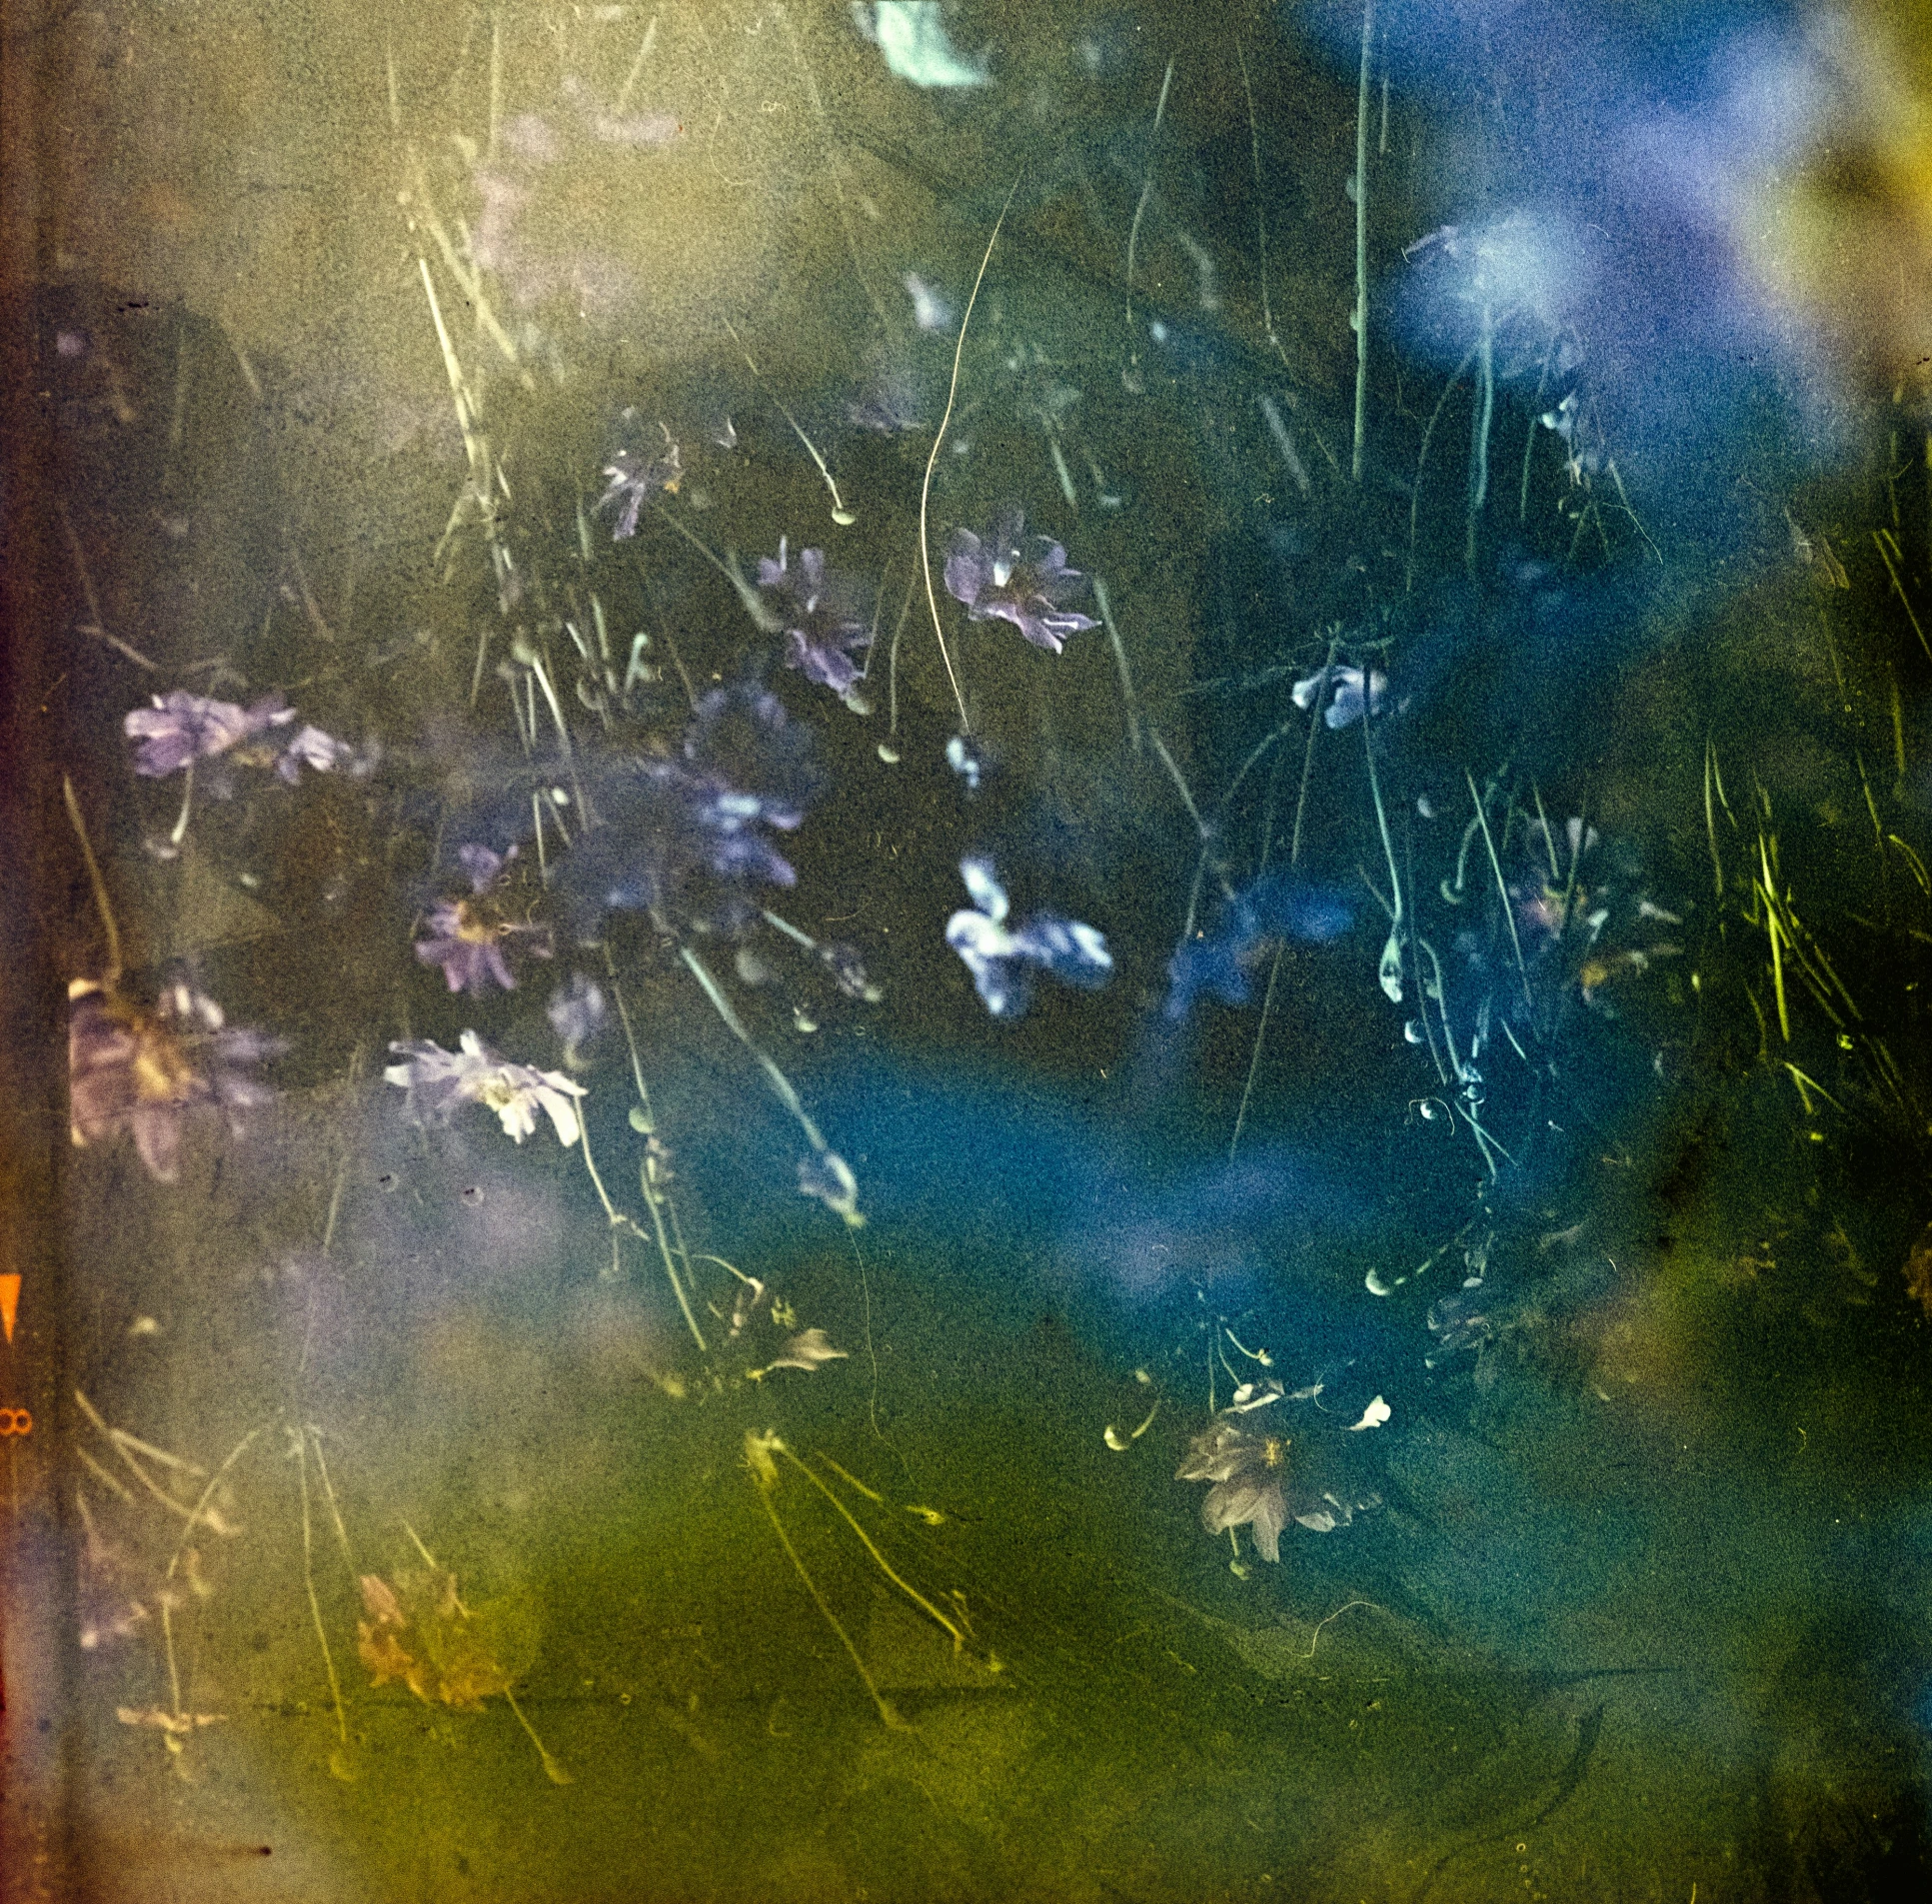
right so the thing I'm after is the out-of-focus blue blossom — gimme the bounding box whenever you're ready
[125,691,295,778]
[946,856,1111,1019]
[902,271,954,333]
[757,539,873,711]
[546,973,608,1068]
[1166,871,1354,1020]
[945,506,1098,656]
[852,2,988,88]
[798,1149,865,1226]
[1291,664,1387,730]
[384,1030,586,1146]
[599,411,683,539]
[945,733,985,792]
[68,975,283,1184]
[565,684,821,938]
[415,845,549,997]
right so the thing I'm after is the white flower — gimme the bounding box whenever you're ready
[384,1031,587,1146]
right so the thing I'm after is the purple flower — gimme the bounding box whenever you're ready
[415,845,548,996]
[945,857,1111,1019]
[124,692,295,778]
[276,725,356,783]
[564,686,821,938]
[68,976,283,1183]
[944,506,1097,655]
[758,539,874,710]
[384,1030,586,1145]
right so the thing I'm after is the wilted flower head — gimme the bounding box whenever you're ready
[68,976,283,1183]
[945,856,1111,1019]
[385,1030,586,1145]
[758,539,874,711]
[799,1148,865,1226]
[415,845,549,997]
[124,691,295,779]
[546,973,608,1067]
[944,505,1098,655]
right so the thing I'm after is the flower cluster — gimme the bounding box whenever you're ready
[945,505,1098,655]
[124,690,355,789]
[946,857,1111,1019]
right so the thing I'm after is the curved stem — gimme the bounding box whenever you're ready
[921,176,1022,735]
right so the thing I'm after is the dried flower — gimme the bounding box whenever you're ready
[384,1030,586,1145]
[1176,1398,1381,1561]
[1176,1419,1292,1562]
[416,845,549,996]
[356,1568,535,1711]
[68,977,283,1183]
[944,506,1098,655]
[758,539,874,711]
[546,973,608,1067]
[945,856,1111,1019]
[758,1327,850,1376]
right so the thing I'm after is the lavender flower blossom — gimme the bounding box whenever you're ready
[415,845,548,997]
[124,691,295,778]
[945,857,1110,1019]
[944,506,1098,655]
[68,976,283,1183]
[384,1031,586,1146]
[565,686,823,939]
[758,539,873,711]
[276,725,356,783]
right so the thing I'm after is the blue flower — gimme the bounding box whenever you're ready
[945,857,1111,1019]
[1166,872,1353,1019]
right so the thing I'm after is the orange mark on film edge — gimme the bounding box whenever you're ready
[0,1272,17,1345]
